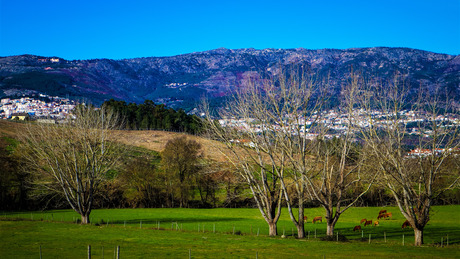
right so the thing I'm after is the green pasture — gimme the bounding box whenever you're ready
[1,206,459,258]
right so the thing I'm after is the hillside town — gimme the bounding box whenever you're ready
[219,109,460,156]
[0,95,75,120]
[218,109,460,137]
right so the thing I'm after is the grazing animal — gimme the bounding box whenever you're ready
[360,218,367,224]
[374,221,379,226]
[303,216,308,222]
[364,220,373,227]
[377,214,385,220]
[353,225,362,231]
[378,210,387,215]
[384,212,392,219]
[402,220,412,229]
[312,216,322,223]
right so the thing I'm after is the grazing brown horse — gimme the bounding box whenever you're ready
[373,221,379,226]
[303,216,308,222]
[360,218,367,225]
[402,220,412,229]
[353,225,362,231]
[384,212,392,219]
[364,220,373,227]
[377,214,385,220]
[379,210,387,215]
[312,216,322,223]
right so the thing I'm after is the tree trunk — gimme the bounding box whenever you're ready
[268,222,278,237]
[296,222,305,239]
[325,208,335,236]
[81,213,90,224]
[414,228,424,246]
[326,222,334,236]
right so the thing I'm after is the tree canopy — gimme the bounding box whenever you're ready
[103,99,203,134]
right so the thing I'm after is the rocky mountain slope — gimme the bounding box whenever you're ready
[1,47,458,110]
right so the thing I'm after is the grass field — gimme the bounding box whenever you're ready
[1,206,459,258]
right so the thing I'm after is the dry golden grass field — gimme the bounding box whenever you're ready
[0,120,228,162]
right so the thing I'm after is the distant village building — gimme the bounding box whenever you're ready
[407,148,459,157]
[10,113,30,120]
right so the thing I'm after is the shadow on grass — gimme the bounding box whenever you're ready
[0,210,71,216]
[108,217,245,225]
[335,225,460,245]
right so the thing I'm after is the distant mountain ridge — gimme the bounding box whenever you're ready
[1,47,458,110]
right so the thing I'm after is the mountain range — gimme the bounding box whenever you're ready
[1,47,459,111]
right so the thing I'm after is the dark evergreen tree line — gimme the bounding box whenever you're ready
[103,99,203,134]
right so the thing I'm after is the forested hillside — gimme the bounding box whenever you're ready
[103,99,203,134]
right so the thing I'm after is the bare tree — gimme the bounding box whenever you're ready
[261,69,325,238]
[204,69,377,237]
[204,68,328,237]
[302,73,378,236]
[359,75,460,246]
[204,71,288,236]
[21,105,121,224]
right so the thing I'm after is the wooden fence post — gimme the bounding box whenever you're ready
[39,245,42,259]
[116,246,120,259]
[88,245,91,259]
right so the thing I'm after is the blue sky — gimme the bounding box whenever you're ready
[1,0,459,60]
